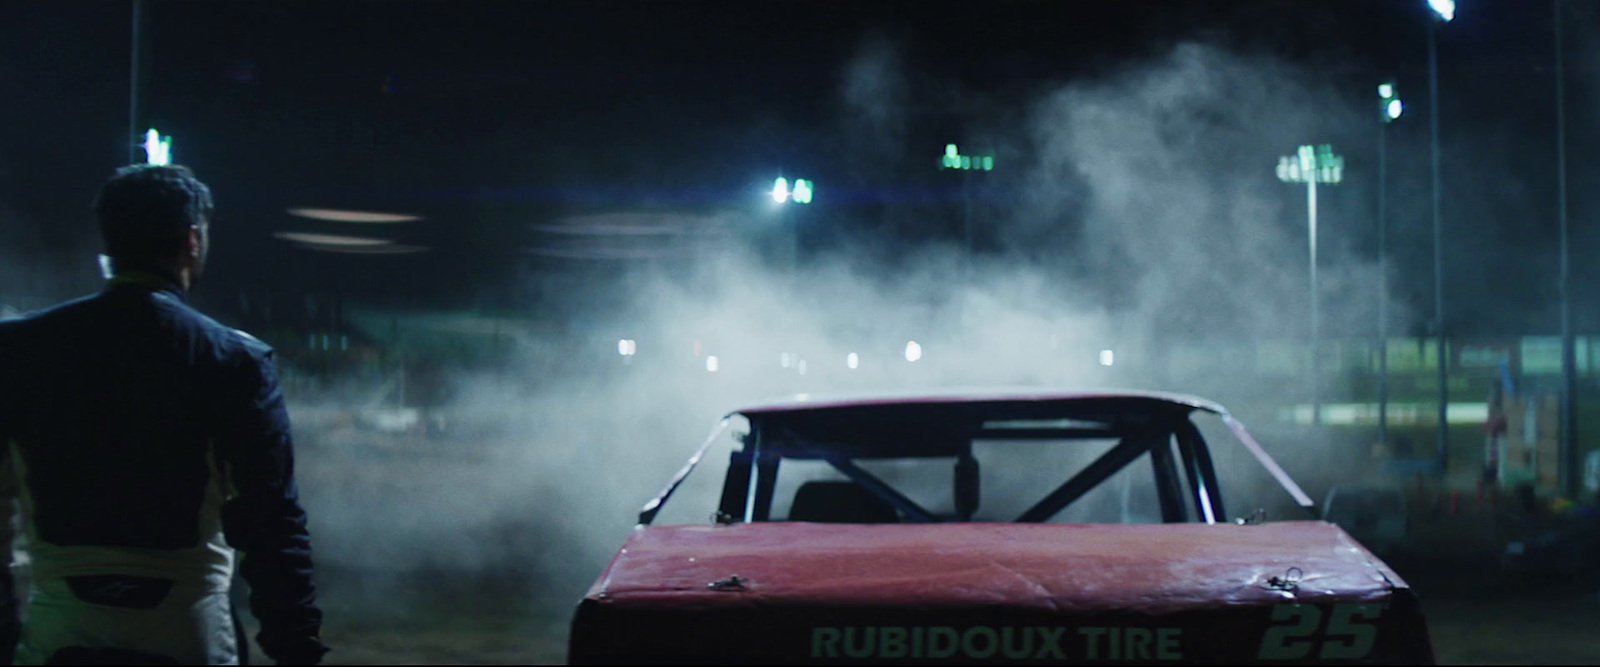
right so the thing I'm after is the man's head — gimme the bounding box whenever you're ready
[94,164,213,287]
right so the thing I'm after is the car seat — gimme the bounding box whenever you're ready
[788,481,900,523]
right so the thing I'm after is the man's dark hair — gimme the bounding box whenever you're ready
[94,164,213,265]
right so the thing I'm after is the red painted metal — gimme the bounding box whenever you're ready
[571,522,1434,664]
[587,522,1406,612]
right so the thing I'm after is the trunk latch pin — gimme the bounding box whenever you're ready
[1263,567,1304,592]
[709,575,748,591]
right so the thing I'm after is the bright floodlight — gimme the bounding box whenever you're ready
[771,177,790,203]
[846,352,859,369]
[904,341,922,362]
[1099,349,1115,366]
[706,355,720,373]
[1379,80,1403,123]
[142,129,171,166]
[1427,0,1454,21]
[618,339,636,356]
[792,179,813,204]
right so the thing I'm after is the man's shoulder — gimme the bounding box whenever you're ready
[163,299,275,360]
[0,293,100,336]
[226,326,275,359]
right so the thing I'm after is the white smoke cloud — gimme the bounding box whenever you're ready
[292,40,1416,620]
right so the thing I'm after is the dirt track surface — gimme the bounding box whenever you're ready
[1391,513,1600,665]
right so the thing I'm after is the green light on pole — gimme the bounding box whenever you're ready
[792,178,813,204]
[142,128,171,166]
[940,143,994,171]
[1379,81,1403,122]
[772,176,812,204]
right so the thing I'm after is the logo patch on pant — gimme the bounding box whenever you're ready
[64,575,174,609]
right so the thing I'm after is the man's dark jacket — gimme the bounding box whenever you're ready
[0,274,324,661]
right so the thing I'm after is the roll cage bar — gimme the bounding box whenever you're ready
[637,400,1313,527]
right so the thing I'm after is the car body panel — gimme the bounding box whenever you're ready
[572,522,1430,663]
[585,522,1405,612]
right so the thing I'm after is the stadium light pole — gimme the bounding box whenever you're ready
[1378,82,1403,448]
[1554,0,1578,497]
[1427,0,1453,468]
[1277,144,1345,427]
[128,0,146,164]
[940,144,995,287]
[771,176,813,287]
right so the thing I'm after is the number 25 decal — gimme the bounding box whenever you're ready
[1257,603,1382,660]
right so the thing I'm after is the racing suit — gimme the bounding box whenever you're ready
[0,272,326,664]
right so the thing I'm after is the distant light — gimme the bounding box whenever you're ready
[618,339,636,356]
[142,129,171,166]
[792,179,813,204]
[981,156,994,171]
[273,232,394,246]
[706,355,719,373]
[780,352,793,368]
[771,177,790,203]
[798,360,808,376]
[1099,349,1115,366]
[946,144,958,158]
[287,208,423,223]
[905,341,922,363]
[1298,144,1316,173]
[1377,83,1394,99]
[292,243,430,255]
[846,352,859,369]
[340,335,349,351]
[1386,99,1404,120]
[1427,0,1455,21]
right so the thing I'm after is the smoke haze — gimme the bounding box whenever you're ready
[288,40,1416,625]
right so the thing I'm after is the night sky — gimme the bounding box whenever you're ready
[2,1,1596,335]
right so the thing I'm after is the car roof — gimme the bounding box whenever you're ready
[732,387,1227,417]
[726,388,1229,459]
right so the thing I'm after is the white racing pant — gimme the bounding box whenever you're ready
[13,535,239,666]
[15,573,236,665]
[5,444,243,664]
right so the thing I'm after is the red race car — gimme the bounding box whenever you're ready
[570,389,1435,664]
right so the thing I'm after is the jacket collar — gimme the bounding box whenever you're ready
[105,269,186,302]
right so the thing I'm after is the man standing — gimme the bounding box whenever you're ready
[0,165,327,664]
